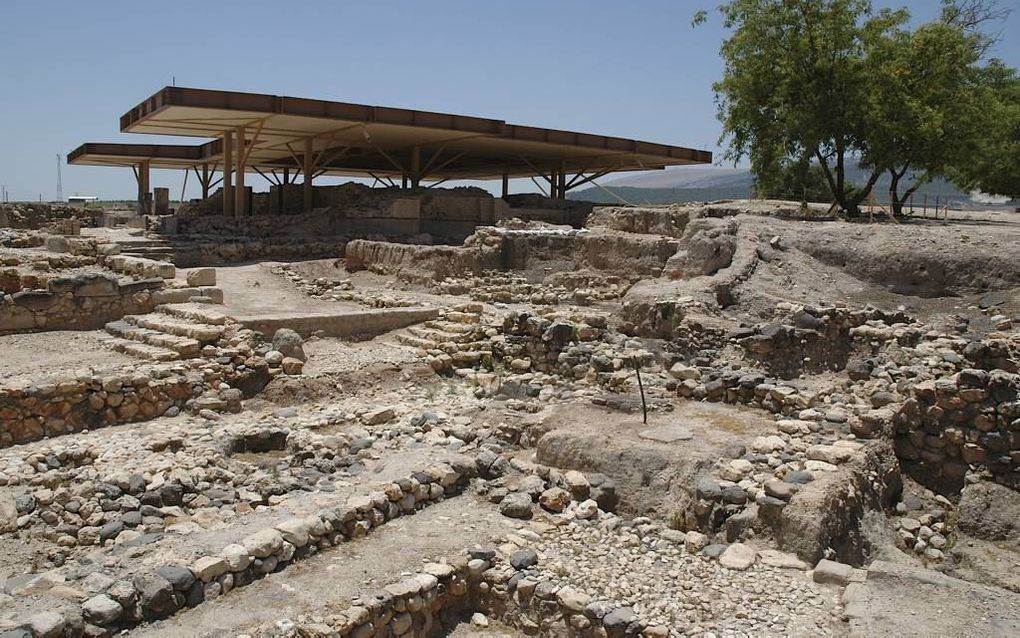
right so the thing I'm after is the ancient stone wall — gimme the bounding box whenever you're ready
[0,369,194,447]
[345,238,501,283]
[0,273,163,334]
[0,203,100,230]
[894,369,1020,493]
[740,307,917,379]
[586,205,698,237]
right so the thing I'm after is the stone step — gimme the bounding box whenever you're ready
[424,320,476,334]
[444,311,481,324]
[407,325,474,343]
[124,314,225,343]
[96,334,180,362]
[105,320,201,358]
[116,238,172,249]
[156,303,229,326]
[396,333,439,351]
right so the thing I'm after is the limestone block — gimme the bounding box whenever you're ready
[186,268,216,286]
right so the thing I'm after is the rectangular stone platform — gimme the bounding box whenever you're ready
[230,306,439,339]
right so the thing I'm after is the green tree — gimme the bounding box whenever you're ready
[949,61,1020,199]
[863,17,991,215]
[862,2,1012,215]
[710,0,907,217]
[753,156,837,202]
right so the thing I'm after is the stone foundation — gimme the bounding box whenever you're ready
[0,273,163,334]
[895,369,1020,493]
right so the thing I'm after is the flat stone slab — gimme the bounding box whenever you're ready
[638,424,694,443]
[232,307,440,339]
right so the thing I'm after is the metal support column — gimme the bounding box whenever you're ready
[201,163,210,200]
[501,174,509,199]
[303,137,314,212]
[222,130,234,216]
[279,168,288,214]
[410,146,421,189]
[234,126,246,217]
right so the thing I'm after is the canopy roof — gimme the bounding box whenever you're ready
[70,86,711,181]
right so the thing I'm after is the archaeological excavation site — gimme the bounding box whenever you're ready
[1,86,1019,638]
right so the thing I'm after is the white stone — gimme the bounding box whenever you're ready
[719,543,757,570]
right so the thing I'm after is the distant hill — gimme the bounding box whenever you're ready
[570,164,1008,209]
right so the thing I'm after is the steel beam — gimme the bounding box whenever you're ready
[235,126,246,217]
[303,137,314,212]
[222,130,234,215]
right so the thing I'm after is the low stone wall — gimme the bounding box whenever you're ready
[347,225,679,283]
[586,204,698,237]
[0,203,99,230]
[0,368,193,447]
[894,369,1020,493]
[131,235,349,267]
[0,357,266,448]
[345,239,500,283]
[0,273,163,334]
[38,458,479,635]
[106,255,175,279]
[235,307,441,339]
[739,307,917,380]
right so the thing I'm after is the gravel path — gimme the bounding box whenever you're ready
[529,520,844,637]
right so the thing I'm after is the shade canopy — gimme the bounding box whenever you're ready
[70,86,711,182]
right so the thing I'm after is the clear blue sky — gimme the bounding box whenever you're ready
[1,1,1017,201]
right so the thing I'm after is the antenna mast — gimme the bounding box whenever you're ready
[56,154,64,202]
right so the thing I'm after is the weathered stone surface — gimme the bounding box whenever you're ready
[82,594,123,625]
[499,493,533,519]
[958,479,1020,541]
[719,543,757,570]
[272,328,306,362]
[186,268,216,286]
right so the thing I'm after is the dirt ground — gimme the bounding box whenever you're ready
[0,330,135,385]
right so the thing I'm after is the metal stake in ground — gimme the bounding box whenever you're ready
[633,357,648,424]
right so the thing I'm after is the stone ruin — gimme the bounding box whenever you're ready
[0,193,1019,637]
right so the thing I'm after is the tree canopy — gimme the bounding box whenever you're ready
[949,61,1020,199]
[704,0,1017,215]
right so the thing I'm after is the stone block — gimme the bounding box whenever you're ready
[11,290,55,311]
[186,268,216,286]
[813,559,864,586]
[73,274,119,297]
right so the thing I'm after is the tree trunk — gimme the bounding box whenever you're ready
[890,170,903,217]
[848,169,884,217]
[815,148,853,215]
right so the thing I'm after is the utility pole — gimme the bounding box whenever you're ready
[56,154,64,202]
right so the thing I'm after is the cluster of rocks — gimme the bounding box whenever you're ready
[0,273,164,333]
[892,493,954,562]
[478,459,617,523]
[505,517,839,636]
[270,263,420,309]
[739,305,916,379]
[42,458,477,635]
[432,270,627,306]
[671,363,813,416]
[0,203,96,230]
[894,367,1020,491]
